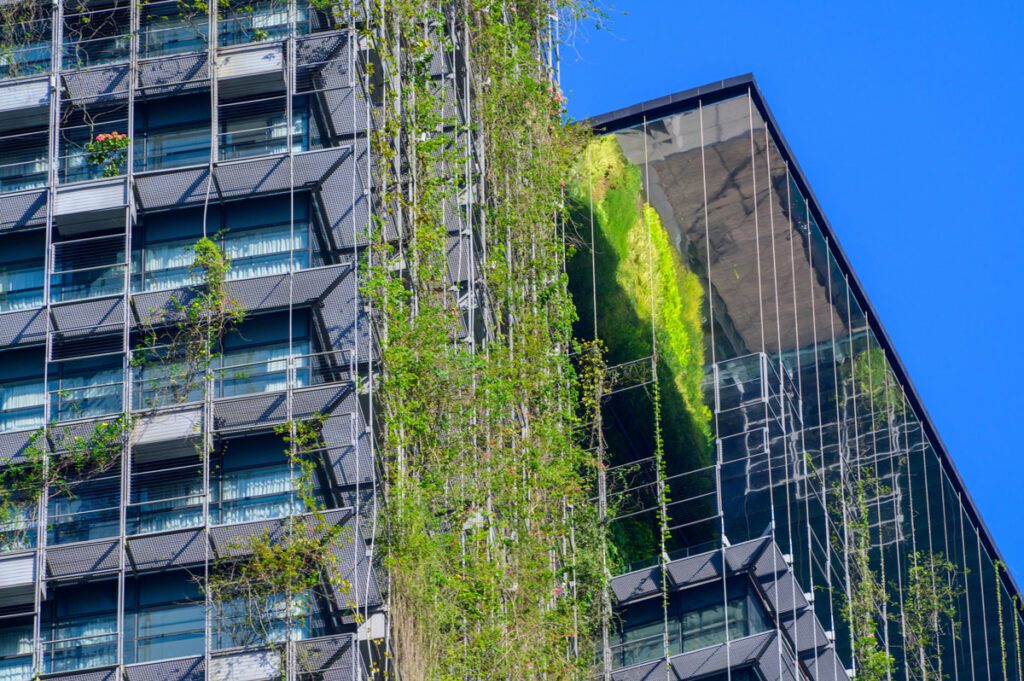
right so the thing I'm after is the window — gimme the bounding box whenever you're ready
[132,196,318,294]
[219,96,312,161]
[129,455,204,535]
[49,355,123,421]
[134,94,212,172]
[0,375,45,433]
[43,583,118,673]
[612,577,772,669]
[211,433,312,525]
[0,133,48,194]
[0,621,33,681]
[48,472,121,545]
[214,591,316,650]
[123,573,204,664]
[0,260,44,312]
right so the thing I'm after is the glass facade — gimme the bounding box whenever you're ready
[0,2,376,679]
[579,80,1024,680]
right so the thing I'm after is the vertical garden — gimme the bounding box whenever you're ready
[362,1,606,678]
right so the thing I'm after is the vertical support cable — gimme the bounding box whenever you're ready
[34,1,64,673]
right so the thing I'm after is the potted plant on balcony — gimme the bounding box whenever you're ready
[85,131,130,178]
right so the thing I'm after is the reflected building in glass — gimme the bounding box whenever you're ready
[574,74,1024,681]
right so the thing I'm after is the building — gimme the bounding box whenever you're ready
[576,75,1024,681]
[0,1,386,679]
[0,0,1019,678]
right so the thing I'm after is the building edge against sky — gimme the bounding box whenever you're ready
[0,0,1019,677]
[576,74,1024,680]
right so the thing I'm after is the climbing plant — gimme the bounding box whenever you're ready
[206,415,350,676]
[0,0,51,79]
[901,551,961,681]
[0,415,131,552]
[133,237,245,406]
[361,1,605,678]
[851,347,906,427]
[835,472,896,681]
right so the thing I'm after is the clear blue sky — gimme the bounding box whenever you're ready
[561,1,1024,581]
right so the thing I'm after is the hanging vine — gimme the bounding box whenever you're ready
[133,237,245,406]
[835,473,896,681]
[0,415,131,551]
[361,1,605,678]
[901,551,962,681]
[206,415,350,677]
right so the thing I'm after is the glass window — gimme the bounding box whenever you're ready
[613,578,771,669]
[0,621,33,681]
[43,583,118,674]
[0,260,44,312]
[129,456,205,535]
[49,356,124,421]
[0,375,45,433]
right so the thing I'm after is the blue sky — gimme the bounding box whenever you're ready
[561,1,1024,580]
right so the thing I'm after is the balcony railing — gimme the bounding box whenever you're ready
[51,234,127,303]
[49,379,124,422]
[0,10,52,80]
[0,129,49,194]
[42,617,118,674]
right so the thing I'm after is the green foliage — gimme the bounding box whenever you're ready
[839,474,895,681]
[361,2,604,678]
[566,134,713,565]
[902,551,962,680]
[207,414,349,673]
[133,236,245,406]
[850,347,905,426]
[0,415,131,551]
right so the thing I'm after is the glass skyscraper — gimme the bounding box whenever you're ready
[574,75,1024,681]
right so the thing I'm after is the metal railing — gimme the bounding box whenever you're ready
[42,620,118,674]
[50,234,127,303]
[48,380,124,422]
[0,129,49,194]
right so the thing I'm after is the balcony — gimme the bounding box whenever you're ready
[0,129,48,194]
[0,5,53,81]
[51,234,127,303]
[61,0,132,70]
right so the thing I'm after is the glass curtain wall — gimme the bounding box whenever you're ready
[578,87,1024,678]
